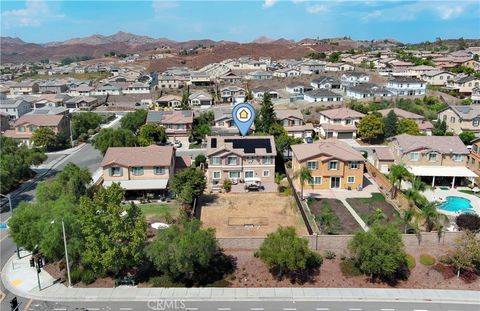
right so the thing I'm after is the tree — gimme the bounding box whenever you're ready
[432,120,447,136]
[396,119,420,135]
[138,123,166,146]
[388,164,411,199]
[255,226,322,279]
[31,128,58,151]
[400,207,418,234]
[295,166,313,200]
[170,167,206,209]
[254,92,276,133]
[72,112,103,140]
[420,201,448,232]
[383,110,398,138]
[459,131,476,145]
[449,231,480,277]
[272,125,302,154]
[456,214,480,232]
[78,183,146,275]
[120,109,147,133]
[93,128,137,155]
[328,51,341,62]
[349,224,408,282]
[190,111,213,143]
[358,114,384,143]
[180,88,190,110]
[194,154,206,167]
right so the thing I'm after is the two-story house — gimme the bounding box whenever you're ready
[420,71,455,86]
[3,114,70,147]
[38,80,68,94]
[471,87,480,104]
[377,108,433,135]
[386,77,426,96]
[188,91,213,108]
[0,99,32,120]
[220,86,245,103]
[318,107,364,139]
[340,72,370,90]
[346,83,392,99]
[272,68,301,78]
[206,136,276,191]
[219,72,242,84]
[438,105,480,135]
[122,82,151,94]
[101,145,175,194]
[446,75,480,94]
[213,109,238,135]
[146,110,194,138]
[9,81,39,95]
[389,134,476,188]
[310,76,341,89]
[275,109,313,139]
[467,137,480,186]
[157,76,187,89]
[291,140,365,190]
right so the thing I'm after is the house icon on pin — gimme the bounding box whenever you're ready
[239,109,249,120]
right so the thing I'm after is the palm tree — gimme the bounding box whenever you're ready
[388,164,412,199]
[319,210,336,234]
[295,166,313,200]
[400,207,418,234]
[420,201,449,232]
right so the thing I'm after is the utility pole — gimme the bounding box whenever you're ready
[62,218,72,287]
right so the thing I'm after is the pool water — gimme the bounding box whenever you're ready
[438,196,474,213]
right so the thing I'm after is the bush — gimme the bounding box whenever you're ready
[194,154,207,167]
[149,275,184,287]
[80,269,96,285]
[223,179,232,192]
[406,254,416,269]
[419,254,436,266]
[456,214,480,232]
[69,267,83,285]
[325,250,336,260]
[206,279,230,287]
[340,258,362,277]
[438,255,453,265]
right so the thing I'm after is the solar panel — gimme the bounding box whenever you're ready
[224,138,272,154]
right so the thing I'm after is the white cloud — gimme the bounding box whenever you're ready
[292,0,307,4]
[306,4,327,14]
[436,5,464,20]
[263,0,278,9]
[1,0,64,28]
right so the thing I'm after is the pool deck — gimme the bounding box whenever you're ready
[423,188,480,217]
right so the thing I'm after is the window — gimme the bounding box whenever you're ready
[153,166,166,175]
[109,167,122,177]
[131,167,144,176]
[245,171,254,178]
[345,119,352,125]
[410,152,420,161]
[333,119,341,124]
[263,156,273,165]
[349,161,359,169]
[262,170,270,177]
[443,115,447,121]
[308,176,322,185]
[428,153,437,162]
[450,116,455,123]
[328,160,339,170]
[306,160,318,170]
[211,157,220,165]
[347,176,355,183]
[213,171,221,179]
[473,119,480,127]
[18,126,25,132]
[30,126,38,132]
[453,154,463,162]
[227,156,237,165]
[229,171,240,179]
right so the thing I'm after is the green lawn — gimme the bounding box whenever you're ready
[138,203,180,220]
[459,190,480,197]
[189,143,203,149]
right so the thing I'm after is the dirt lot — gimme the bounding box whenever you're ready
[309,198,362,235]
[199,193,307,237]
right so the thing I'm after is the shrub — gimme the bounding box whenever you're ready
[419,254,436,266]
[80,269,96,285]
[325,250,336,260]
[69,267,83,285]
[438,255,453,265]
[149,275,184,287]
[340,258,362,277]
[456,214,480,232]
[223,179,232,192]
[206,279,230,287]
[406,254,416,270]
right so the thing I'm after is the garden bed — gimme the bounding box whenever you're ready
[308,198,362,235]
[347,193,400,227]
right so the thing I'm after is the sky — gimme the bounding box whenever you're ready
[1,0,479,44]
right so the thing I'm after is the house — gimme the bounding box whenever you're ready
[420,71,455,86]
[346,83,392,99]
[3,114,70,147]
[370,147,395,174]
[155,95,182,109]
[188,91,213,108]
[189,72,212,86]
[212,108,239,135]
[0,112,10,132]
[471,87,480,104]
[386,77,426,96]
[122,82,151,94]
[0,99,32,120]
[9,81,39,95]
[272,68,301,78]
[299,60,325,74]
[285,84,312,95]
[467,137,480,186]
[252,86,279,99]
[206,135,276,190]
[388,134,476,188]
[38,80,68,94]
[275,109,314,139]
[218,72,242,84]
[64,96,98,110]
[377,108,433,135]
[91,83,122,96]
[310,76,341,89]
[318,107,364,139]
[220,86,245,103]
[68,85,94,96]
[340,72,370,89]
[101,145,175,194]
[324,63,354,72]
[157,76,187,89]
[438,105,480,135]
[146,110,193,138]
[291,140,365,190]
[304,89,342,103]
[446,75,480,94]
[246,71,272,80]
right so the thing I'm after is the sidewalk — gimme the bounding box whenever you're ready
[2,253,479,303]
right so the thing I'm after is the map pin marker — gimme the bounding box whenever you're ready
[232,102,255,136]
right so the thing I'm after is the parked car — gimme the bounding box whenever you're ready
[304,137,313,144]
[173,140,182,148]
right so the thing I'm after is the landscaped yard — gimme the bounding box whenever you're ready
[137,203,181,222]
[347,193,400,227]
[308,198,362,235]
[189,143,203,149]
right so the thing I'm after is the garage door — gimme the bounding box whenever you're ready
[337,132,354,139]
[326,131,334,139]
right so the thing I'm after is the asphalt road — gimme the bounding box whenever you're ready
[23,300,480,311]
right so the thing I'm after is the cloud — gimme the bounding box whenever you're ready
[306,4,327,14]
[1,0,64,28]
[152,0,178,18]
[436,5,464,20]
[263,0,278,9]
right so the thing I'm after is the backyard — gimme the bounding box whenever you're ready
[199,193,308,237]
[347,193,401,227]
[308,198,362,235]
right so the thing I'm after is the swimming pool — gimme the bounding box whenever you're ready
[437,196,475,214]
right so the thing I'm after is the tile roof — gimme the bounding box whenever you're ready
[319,107,365,119]
[373,147,395,161]
[147,110,193,124]
[392,134,469,154]
[275,109,304,121]
[291,140,364,162]
[305,89,342,98]
[14,114,64,127]
[101,145,174,167]
[448,105,480,120]
[377,108,424,120]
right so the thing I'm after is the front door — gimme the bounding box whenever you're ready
[330,176,341,189]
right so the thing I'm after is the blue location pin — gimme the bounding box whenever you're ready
[232,102,255,136]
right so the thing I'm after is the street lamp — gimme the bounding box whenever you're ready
[0,194,20,259]
[51,219,71,287]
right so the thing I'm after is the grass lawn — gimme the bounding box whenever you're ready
[308,198,362,235]
[189,143,203,149]
[138,203,180,221]
[459,190,480,197]
[347,193,400,227]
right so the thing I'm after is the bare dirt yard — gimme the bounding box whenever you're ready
[199,193,307,237]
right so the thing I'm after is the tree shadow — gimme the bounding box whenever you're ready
[268,255,322,285]
[189,251,237,286]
